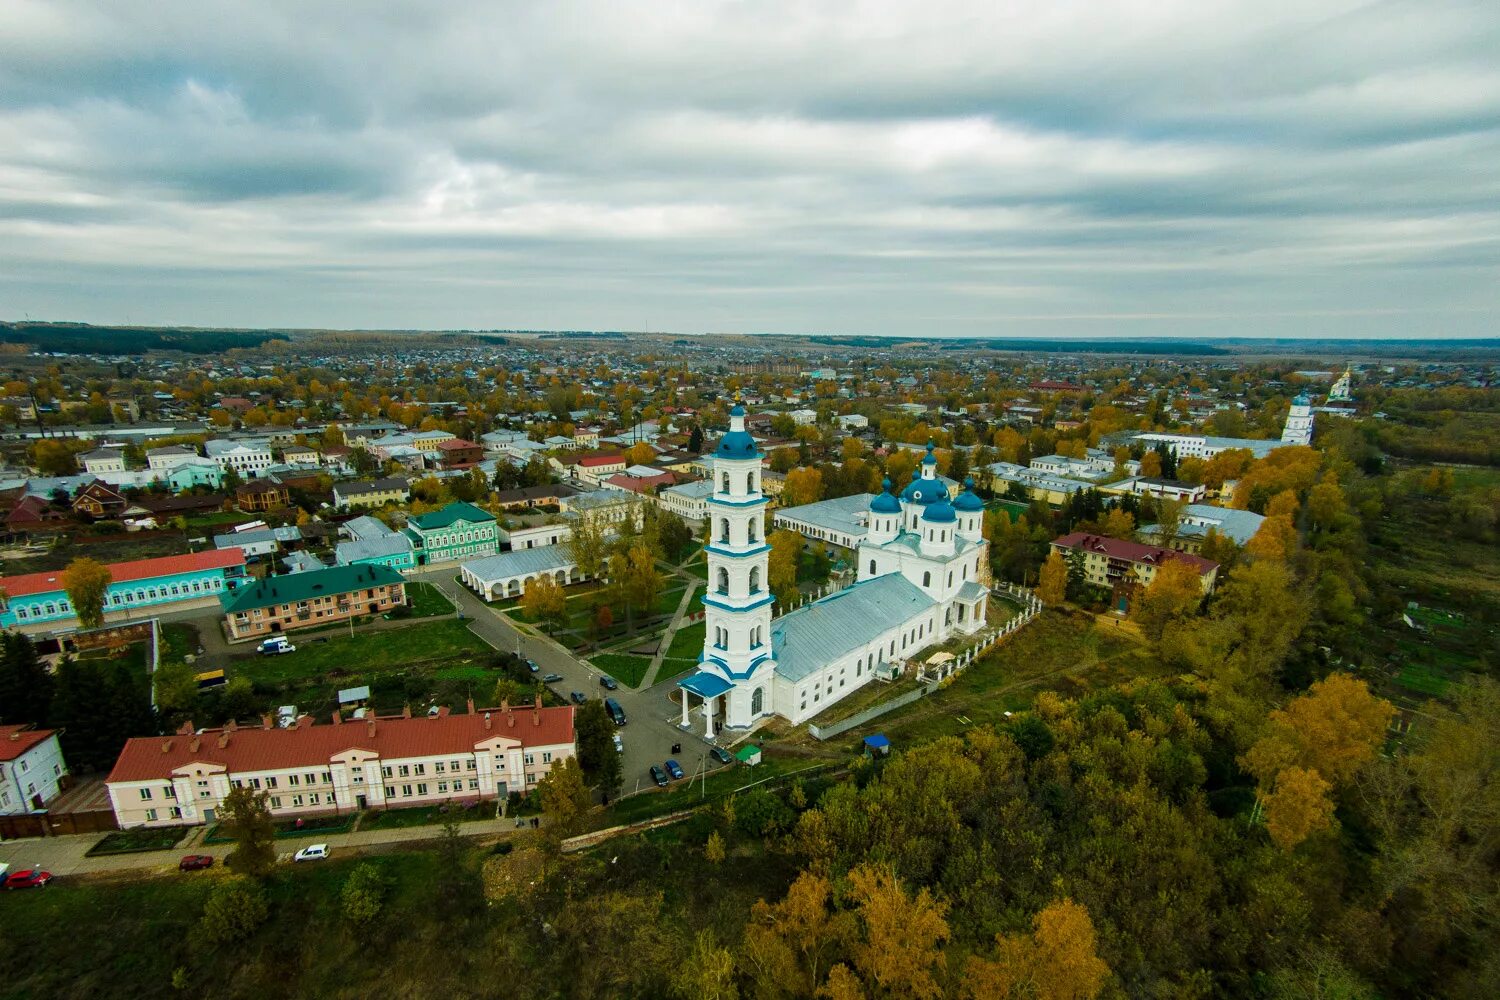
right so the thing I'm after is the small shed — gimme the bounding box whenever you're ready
[863,734,891,758]
[338,685,371,706]
[734,745,762,767]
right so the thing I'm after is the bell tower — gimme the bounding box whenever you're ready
[698,398,775,728]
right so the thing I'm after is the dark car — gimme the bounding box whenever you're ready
[649,765,668,788]
[542,673,563,684]
[178,854,214,872]
[4,869,53,890]
[664,759,684,781]
[569,691,587,705]
[599,676,618,690]
[710,746,733,765]
[526,659,541,674]
[604,697,627,726]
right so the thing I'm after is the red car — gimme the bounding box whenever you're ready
[4,868,53,890]
[178,855,214,872]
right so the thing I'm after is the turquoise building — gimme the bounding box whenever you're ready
[403,502,498,565]
[0,549,248,630]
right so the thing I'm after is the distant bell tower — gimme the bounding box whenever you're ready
[696,397,775,731]
[1281,393,1314,446]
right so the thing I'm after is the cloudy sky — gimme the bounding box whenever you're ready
[2,1,1497,339]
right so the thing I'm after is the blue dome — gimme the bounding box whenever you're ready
[921,442,938,466]
[923,498,957,523]
[900,477,943,504]
[1292,393,1310,407]
[870,478,901,514]
[716,430,758,458]
[729,403,746,417]
[953,478,985,512]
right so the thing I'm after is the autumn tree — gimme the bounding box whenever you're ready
[742,871,852,998]
[966,898,1112,1000]
[520,575,568,631]
[1244,673,1395,790]
[220,786,277,879]
[672,929,738,1000]
[1139,450,1163,478]
[1133,558,1205,644]
[1262,766,1336,851]
[567,510,608,582]
[1246,514,1297,562]
[768,529,804,607]
[1267,488,1300,520]
[536,756,592,843]
[624,441,656,466]
[783,467,824,507]
[1099,507,1135,540]
[830,863,950,999]
[1037,550,1068,605]
[62,557,112,630]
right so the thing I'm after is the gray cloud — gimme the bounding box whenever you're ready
[0,0,1497,338]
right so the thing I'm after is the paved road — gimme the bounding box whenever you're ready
[413,568,728,798]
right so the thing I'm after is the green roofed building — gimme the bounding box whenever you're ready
[219,563,407,641]
[402,501,499,566]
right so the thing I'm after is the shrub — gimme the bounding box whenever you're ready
[340,863,388,927]
[196,877,269,947]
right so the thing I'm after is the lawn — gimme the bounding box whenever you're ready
[159,621,200,662]
[1397,662,1451,696]
[507,581,689,654]
[86,826,188,856]
[358,799,498,831]
[205,812,355,843]
[665,619,705,659]
[235,619,492,685]
[405,581,455,618]
[589,653,654,688]
[604,752,830,827]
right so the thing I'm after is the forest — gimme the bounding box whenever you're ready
[0,322,290,355]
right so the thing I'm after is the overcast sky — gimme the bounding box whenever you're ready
[2,1,1497,339]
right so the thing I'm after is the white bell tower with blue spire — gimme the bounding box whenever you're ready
[677,397,776,736]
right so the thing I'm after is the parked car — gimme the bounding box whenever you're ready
[178,854,214,872]
[292,844,330,863]
[710,747,733,765]
[569,691,588,705]
[649,765,668,788]
[257,637,296,656]
[542,673,563,684]
[599,675,618,691]
[612,733,624,753]
[665,759,684,780]
[4,868,53,890]
[525,659,541,674]
[604,697,627,726]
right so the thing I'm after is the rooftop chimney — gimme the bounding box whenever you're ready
[216,732,230,749]
[189,737,200,753]
[261,714,273,730]
[438,705,450,718]
[500,698,509,714]
[366,717,376,737]
[332,710,342,725]
[402,704,411,719]
[161,739,173,753]
[484,711,492,731]
[466,698,475,714]
[225,719,237,733]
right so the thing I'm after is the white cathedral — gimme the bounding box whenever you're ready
[677,404,990,735]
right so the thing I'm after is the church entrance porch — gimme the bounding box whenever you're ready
[677,672,733,739]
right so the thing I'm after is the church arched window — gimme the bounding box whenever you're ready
[922,571,931,587]
[747,520,758,543]
[749,566,761,593]
[721,472,730,493]
[717,567,729,594]
[719,518,730,544]
[748,471,757,493]
[868,559,876,575]
[751,687,764,715]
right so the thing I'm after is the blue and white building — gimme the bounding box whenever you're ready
[0,549,248,631]
[678,416,991,734]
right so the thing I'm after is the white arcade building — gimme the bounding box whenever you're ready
[677,409,990,735]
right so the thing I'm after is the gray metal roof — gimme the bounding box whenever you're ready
[1141,504,1265,545]
[771,574,935,683]
[461,545,575,585]
[335,534,414,564]
[774,493,872,541]
[341,515,395,541]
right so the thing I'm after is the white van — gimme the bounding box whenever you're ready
[258,637,296,656]
[292,844,329,863]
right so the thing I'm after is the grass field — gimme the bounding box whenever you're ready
[358,799,498,831]
[589,653,653,688]
[405,581,455,618]
[665,619,705,659]
[86,826,188,856]
[604,750,827,826]
[235,619,490,685]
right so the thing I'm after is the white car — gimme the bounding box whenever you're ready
[612,733,624,753]
[258,638,296,656]
[292,844,329,863]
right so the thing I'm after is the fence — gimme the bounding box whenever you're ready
[807,584,1044,742]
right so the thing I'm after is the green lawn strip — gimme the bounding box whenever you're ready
[1397,662,1451,696]
[86,826,189,856]
[357,799,498,831]
[234,619,491,686]
[405,581,455,617]
[806,675,923,729]
[665,620,706,659]
[204,812,355,844]
[589,653,653,688]
[160,622,200,662]
[657,658,699,683]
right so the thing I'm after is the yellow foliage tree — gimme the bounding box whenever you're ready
[831,863,950,1000]
[1099,508,1135,540]
[1139,451,1163,478]
[1244,673,1395,789]
[1246,514,1297,562]
[965,898,1111,1000]
[62,557,112,630]
[623,441,656,467]
[1263,766,1336,851]
[768,529,803,607]
[1133,558,1205,644]
[520,575,568,629]
[1267,489,1300,520]
[1037,551,1068,605]
[783,467,825,508]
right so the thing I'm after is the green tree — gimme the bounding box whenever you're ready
[340,863,388,928]
[196,876,269,947]
[574,699,622,798]
[0,633,52,725]
[220,786,277,879]
[62,557,112,630]
[537,756,592,842]
[567,510,608,582]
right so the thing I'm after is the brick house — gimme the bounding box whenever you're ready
[219,563,407,640]
[437,438,484,470]
[71,481,127,519]
[236,478,290,513]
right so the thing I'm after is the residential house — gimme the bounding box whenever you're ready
[236,478,290,513]
[162,458,225,491]
[147,445,199,471]
[213,526,302,560]
[658,479,714,521]
[105,701,576,828]
[1049,532,1218,613]
[498,521,571,551]
[335,518,416,570]
[1119,477,1208,504]
[332,477,410,510]
[71,480,127,519]
[80,449,126,476]
[604,466,677,496]
[0,549,248,630]
[281,444,320,466]
[4,495,66,535]
[492,484,576,511]
[0,725,68,814]
[403,501,498,565]
[1138,504,1265,554]
[437,438,484,470]
[219,563,407,641]
[206,439,274,476]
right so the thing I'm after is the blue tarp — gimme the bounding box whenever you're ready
[863,734,891,750]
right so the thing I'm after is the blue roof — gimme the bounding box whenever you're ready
[953,479,985,512]
[900,475,945,504]
[772,574,936,682]
[716,430,759,459]
[921,442,938,466]
[922,499,957,523]
[679,672,733,698]
[863,734,890,749]
[870,479,901,514]
[729,404,746,417]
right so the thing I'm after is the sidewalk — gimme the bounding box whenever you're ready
[0,812,538,879]
[638,586,699,688]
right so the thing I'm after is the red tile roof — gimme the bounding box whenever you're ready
[0,548,246,599]
[106,705,575,783]
[437,438,480,451]
[1051,532,1218,575]
[579,454,625,468]
[0,725,58,762]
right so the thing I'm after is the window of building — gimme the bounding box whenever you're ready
[270,797,282,809]
[139,788,152,801]
[145,808,158,822]
[309,792,321,805]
